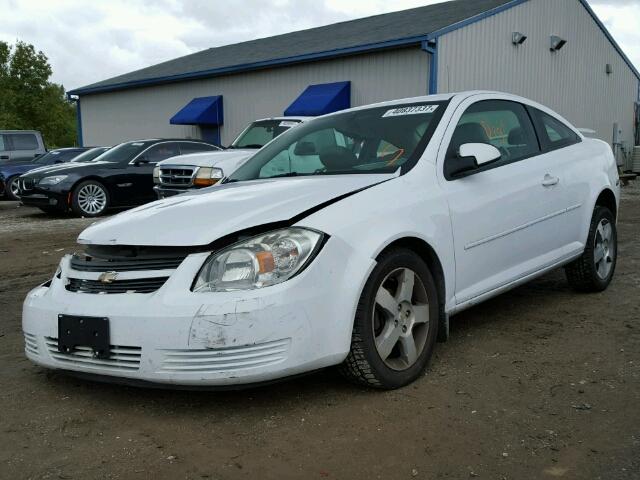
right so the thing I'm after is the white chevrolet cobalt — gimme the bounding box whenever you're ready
[23,91,619,389]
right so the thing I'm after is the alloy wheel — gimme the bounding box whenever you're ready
[594,218,615,280]
[77,184,107,215]
[8,177,20,199]
[372,267,430,370]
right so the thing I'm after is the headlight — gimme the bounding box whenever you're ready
[194,167,224,187]
[193,227,324,292]
[152,166,160,184]
[39,175,68,186]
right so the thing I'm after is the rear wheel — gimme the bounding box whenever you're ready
[565,206,617,292]
[6,176,20,200]
[339,248,439,389]
[71,180,110,217]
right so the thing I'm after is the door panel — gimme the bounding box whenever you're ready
[128,142,180,204]
[439,97,572,304]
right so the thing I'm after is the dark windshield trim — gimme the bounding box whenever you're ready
[398,99,450,175]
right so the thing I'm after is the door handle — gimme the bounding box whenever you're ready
[0,155,8,160]
[542,174,559,187]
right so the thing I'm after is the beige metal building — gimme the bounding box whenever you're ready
[69,0,640,151]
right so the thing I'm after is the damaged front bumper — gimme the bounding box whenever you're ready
[22,238,370,386]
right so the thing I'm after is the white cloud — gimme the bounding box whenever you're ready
[0,0,637,91]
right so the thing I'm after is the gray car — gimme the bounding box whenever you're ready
[0,130,46,163]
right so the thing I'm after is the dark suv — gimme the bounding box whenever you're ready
[19,139,219,216]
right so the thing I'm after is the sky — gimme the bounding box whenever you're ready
[0,0,638,91]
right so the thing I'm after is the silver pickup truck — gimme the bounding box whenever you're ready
[153,116,307,198]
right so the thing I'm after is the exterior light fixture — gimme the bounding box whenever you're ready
[550,35,567,51]
[606,63,613,75]
[512,32,527,45]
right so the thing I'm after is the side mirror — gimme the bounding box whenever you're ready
[448,143,501,177]
[134,156,150,166]
[293,141,317,156]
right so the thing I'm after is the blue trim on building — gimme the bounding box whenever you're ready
[66,0,638,99]
[422,40,438,95]
[284,81,351,116]
[576,0,640,81]
[75,98,83,146]
[169,96,224,126]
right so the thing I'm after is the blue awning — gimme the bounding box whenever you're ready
[170,96,224,125]
[284,81,350,116]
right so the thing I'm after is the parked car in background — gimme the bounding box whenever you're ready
[69,146,111,163]
[1,147,93,200]
[18,139,219,216]
[153,117,307,198]
[22,92,619,389]
[0,130,46,164]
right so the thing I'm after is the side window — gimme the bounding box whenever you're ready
[179,142,217,154]
[0,135,6,151]
[143,143,179,163]
[532,109,581,150]
[447,100,539,167]
[8,133,38,150]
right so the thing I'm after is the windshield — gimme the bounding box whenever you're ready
[228,102,446,181]
[229,119,302,149]
[95,141,152,164]
[70,147,110,163]
[33,149,83,164]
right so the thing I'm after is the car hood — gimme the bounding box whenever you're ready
[78,174,395,247]
[0,163,37,177]
[159,150,254,168]
[21,161,112,179]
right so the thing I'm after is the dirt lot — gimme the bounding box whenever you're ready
[0,187,639,480]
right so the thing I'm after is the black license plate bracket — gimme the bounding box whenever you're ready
[58,315,110,359]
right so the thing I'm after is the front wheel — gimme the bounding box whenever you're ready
[339,248,439,389]
[5,176,21,200]
[71,180,110,217]
[565,206,617,292]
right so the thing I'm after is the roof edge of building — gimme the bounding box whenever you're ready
[67,0,639,98]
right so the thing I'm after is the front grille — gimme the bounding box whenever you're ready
[66,277,168,294]
[159,167,196,187]
[24,333,39,356]
[45,337,141,371]
[70,253,186,272]
[20,178,35,191]
[159,338,291,373]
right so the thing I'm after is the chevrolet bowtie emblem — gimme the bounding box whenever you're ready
[98,271,118,283]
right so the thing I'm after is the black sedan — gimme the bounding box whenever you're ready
[19,139,219,216]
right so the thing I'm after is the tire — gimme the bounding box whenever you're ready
[339,248,439,389]
[5,176,20,201]
[565,206,617,292]
[71,180,110,217]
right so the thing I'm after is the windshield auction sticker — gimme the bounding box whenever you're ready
[382,105,439,117]
[279,121,299,127]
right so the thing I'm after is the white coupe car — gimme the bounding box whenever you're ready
[23,91,619,389]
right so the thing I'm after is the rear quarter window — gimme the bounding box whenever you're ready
[531,108,581,151]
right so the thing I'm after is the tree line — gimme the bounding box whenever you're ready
[0,40,76,148]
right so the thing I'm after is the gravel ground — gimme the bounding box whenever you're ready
[0,186,638,480]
